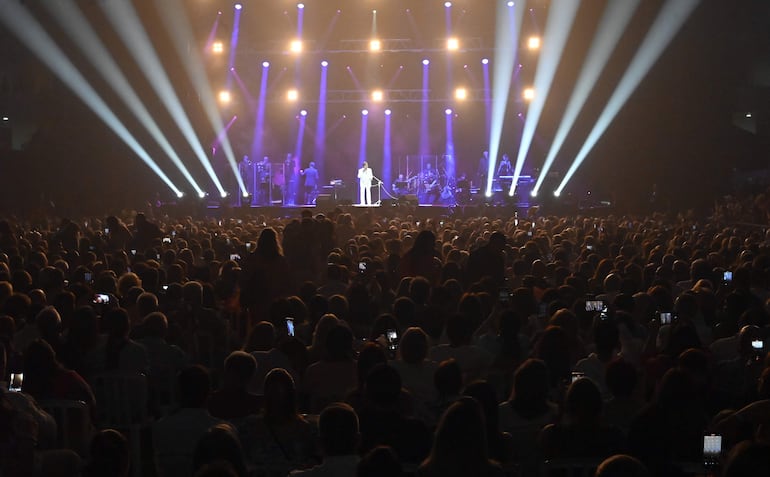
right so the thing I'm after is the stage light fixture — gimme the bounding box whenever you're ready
[234,3,242,10]
[289,39,303,53]
[371,89,384,102]
[1,117,7,121]
[445,2,452,7]
[384,109,392,116]
[212,41,224,54]
[523,87,535,101]
[362,109,369,116]
[262,61,270,68]
[300,109,308,116]
[527,36,541,50]
[455,87,468,100]
[297,3,305,9]
[218,90,232,104]
[370,39,381,51]
[482,58,489,64]
[746,112,753,118]
[422,59,430,66]
[507,1,514,6]
[321,60,328,67]
[287,89,299,101]
[447,37,460,51]
[445,108,453,115]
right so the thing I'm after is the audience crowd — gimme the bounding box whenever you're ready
[1,189,770,477]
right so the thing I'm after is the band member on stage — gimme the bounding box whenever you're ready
[358,161,374,206]
[393,173,409,196]
[420,162,439,204]
[301,161,319,204]
[239,155,253,197]
[497,153,512,178]
[477,150,489,188]
[256,156,271,205]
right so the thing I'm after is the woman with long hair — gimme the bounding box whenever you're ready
[240,227,293,325]
[417,397,504,477]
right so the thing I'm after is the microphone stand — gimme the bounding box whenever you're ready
[372,176,383,206]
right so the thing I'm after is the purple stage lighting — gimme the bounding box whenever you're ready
[262,61,270,68]
[384,109,392,116]
[482,58,489,64]
[234,3,242,10]
[298,3,305,9]
[300,109,308,116]
[445,108,453,115]
[362,109,369,116]
[422,59,430,66]
[321,60,328,67]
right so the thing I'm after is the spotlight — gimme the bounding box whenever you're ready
[422,58,430,66]
[321,60,329,67]
[234,3,242,10]
[445,108,453,115]
[530,190,537,198]
[454,87,468,100]
[554,190,560,198]
[198,191,207,198]
[242,191,250,198]
[447,37,460,51]
[445,1,452,7]
[177,192,185,198]
[212,41,224,54]
[481,58,489,65]
[507,1,514,6]
[746,112,753,118]
[287,89,299,101]
[300,109,308,116]
[218,90,232,104]
[527,36,541,50]
[362,109,369,116]
[289,39,303,53]
[220,191,229,198]
[523,87,535,102]
[297,3,305,8]
[1,116,7,121]
[384,109,392,116]
[262,61,270,68]
[369,39,381,52]
[371,89,384,102]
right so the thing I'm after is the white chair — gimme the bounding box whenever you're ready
[91,372,152,477]
[37,399,91,458]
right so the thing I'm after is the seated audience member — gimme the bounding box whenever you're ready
[192,424,249,477]
[290,403,361,477]
[389,327,439,410]
[100,307,149,374]
[538,378,625,460]
[153,365,233,477]
[136,312,189,375]
[594,454,650,477]
[22,339,96,414]
[58,306,103,380]
[417,397,504,477]
[209,351,261,421]
[573,318,620,399]
[306,314,340,364]
[303,324,358,413]
[357,364,431,463]
[428,312,492,383]
[241,369,316,468]
[603,358,643,435]
[721,440,770,477]
[463,380,514,465]
[346,343,389,412]
[428,358,463,426]
[82,429,131,477]
[356,446,404,477]
[628,368,707,475]
[531,325,573,397]
[244,321,295,394]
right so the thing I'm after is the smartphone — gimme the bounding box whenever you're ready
[571,371,585,383]
[498,287,511,304]
[586,245,593,251]
[163,237,171,244]
[246,243,252,251]
[723,271,733,282]
[285,317,295,337]
[130,249,137,256]
[585,300,604,312]
[104,228,110,234]
[93,293,110,305]
[703,434,722,465]
[84,272,92,283]
[230,254,241,261]
[658,311,672,325]
[527,230,533,237]
[172,230,176,237]
[599,306,610,320]
[359,261,367,273]
[752,339,764,350]
[9,373,23,392]
[386,329,398,350]
[162,285,169,291]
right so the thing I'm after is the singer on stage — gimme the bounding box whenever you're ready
[358,161,374,206]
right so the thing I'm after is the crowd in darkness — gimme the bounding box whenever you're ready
[1,188,770,477]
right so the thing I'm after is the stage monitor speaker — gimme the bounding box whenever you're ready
[315,194,334,209]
